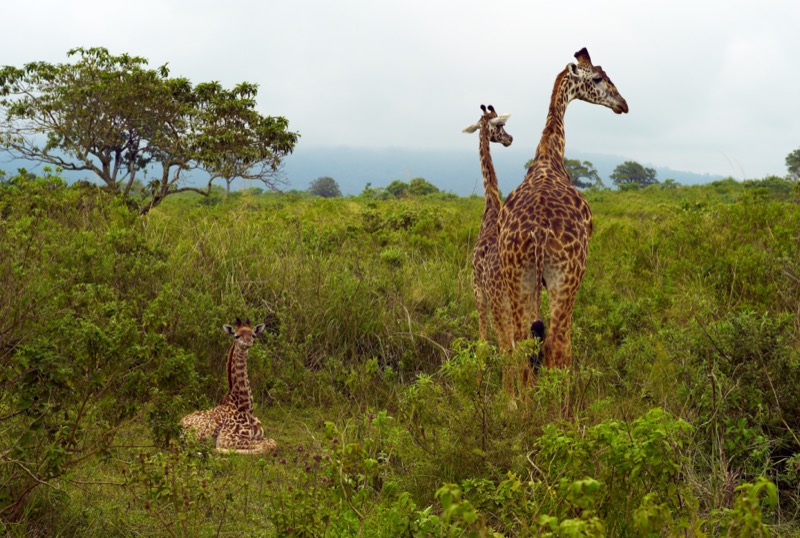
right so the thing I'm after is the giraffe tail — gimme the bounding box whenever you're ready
[529,228,547,371]
[530,320,545,372]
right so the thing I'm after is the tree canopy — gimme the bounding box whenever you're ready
[408,177,439,196]
[309,176,342,198]
[0,47,299,213]
[524,157,603,188]
[786,148,800,182]
[565,159,604,189]
[385,180,410,198]
[610,161,658,189]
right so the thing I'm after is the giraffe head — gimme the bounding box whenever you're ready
[462,104,513,146]
[566,47,628,114]
[223,318,266,350]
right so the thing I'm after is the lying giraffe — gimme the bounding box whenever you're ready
[497,47,628,370]
[462,104,513,345]
[180,318,277,454]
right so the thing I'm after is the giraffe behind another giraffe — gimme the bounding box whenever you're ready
[497,47,628,371]
[463,104,513,346]
[180,318,277,454]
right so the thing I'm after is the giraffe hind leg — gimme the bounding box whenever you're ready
[179,410,216,442]
[474,284,489,341]
[215,420,277,455]
[543,281,577,369]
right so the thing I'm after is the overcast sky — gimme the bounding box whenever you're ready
[5,0,799,179]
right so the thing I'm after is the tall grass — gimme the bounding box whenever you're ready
[1,176,799,536]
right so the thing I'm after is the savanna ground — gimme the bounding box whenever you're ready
[1,174,799,536]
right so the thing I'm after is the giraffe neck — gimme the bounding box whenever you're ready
[478,121,502,232]
[224,343,254,413]
[530,68,573,183]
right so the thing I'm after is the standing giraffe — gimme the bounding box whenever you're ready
[497,47,628,370]
[180,318,277,454]
[462,104,513,344]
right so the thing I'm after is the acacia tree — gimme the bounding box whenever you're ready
[193,82,298,197]
[610,161,658,189]
[565,159,603,188]
[786,148,800,182]
[524,157,603,188]
[309,176,342,198]
[0,47,298,213]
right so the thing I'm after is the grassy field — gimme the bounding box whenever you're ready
[1,175,799,536]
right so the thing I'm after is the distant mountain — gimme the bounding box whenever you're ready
[1,148,724,195]
[281,146,725,196]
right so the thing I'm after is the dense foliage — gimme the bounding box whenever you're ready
[1,173,799,536]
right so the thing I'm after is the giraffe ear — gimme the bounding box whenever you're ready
[462,122,480,134]
[489,113,511,126]
[223,324,236,336]
[253,323,266,337]
[567,63,580,77]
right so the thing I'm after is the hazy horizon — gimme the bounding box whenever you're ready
[1,145,729,197]
[3,0,798,184]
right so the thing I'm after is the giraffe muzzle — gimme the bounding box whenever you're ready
[613,98,629,114]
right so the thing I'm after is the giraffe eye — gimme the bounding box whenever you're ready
[592,76,603,84]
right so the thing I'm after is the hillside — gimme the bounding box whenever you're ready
[1,174,799,536]
[1,147,724,196]
[272,146,725,195]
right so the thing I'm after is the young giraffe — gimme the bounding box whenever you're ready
[462,104,513,343]
[497,47,628,370]
[180,318,277,454]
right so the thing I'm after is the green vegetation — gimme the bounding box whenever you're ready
[366,177,443,199]
[1,171,799,536]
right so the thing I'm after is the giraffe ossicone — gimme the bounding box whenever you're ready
[180,318,277,455]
